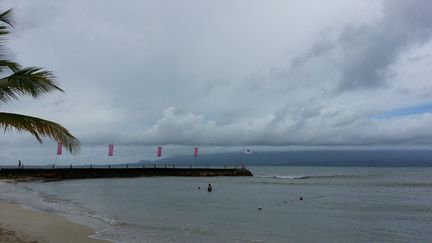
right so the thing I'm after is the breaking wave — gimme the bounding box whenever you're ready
[255,174,362,180]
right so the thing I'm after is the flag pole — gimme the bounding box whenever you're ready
[242,147,245,165]
[55,142,62,166]
[107,144,114,166]
[193,147,198,167]
[156,146,162,166]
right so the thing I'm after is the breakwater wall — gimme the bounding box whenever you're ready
[0,167,253,180]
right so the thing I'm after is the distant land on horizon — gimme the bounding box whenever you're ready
[136,150,432,167]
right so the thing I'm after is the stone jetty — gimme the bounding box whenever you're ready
[0,167,253,181]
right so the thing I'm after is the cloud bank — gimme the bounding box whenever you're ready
[1,0,432,163]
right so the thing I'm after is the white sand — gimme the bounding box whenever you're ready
[0,202,111,243]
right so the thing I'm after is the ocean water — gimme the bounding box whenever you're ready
[1,166,432,242]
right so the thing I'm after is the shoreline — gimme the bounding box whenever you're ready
[0,201,112,243]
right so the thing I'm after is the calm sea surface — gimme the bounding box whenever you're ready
[1,166,432,242]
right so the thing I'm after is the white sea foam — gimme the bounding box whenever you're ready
[254,174,364,180]
[254,175,308,179]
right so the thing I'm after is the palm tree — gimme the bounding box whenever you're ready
[0,9,80,153]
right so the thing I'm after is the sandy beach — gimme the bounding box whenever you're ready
[0,202,110,243]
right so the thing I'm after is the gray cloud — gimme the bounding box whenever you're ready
[100,106,432,148]
[1,0,432,164]
[288,0,432,91]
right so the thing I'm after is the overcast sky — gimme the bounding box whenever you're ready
[1,0,432,164]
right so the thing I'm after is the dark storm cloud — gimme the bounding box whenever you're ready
[291,0,432,91]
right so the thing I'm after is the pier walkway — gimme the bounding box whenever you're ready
[0,165,253,180]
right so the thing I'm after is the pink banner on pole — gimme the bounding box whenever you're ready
[157,146,162,157]
[108,144,114,156]
[56,142,62,155]
[194,147,199,157]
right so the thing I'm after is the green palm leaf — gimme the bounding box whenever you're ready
[0,8,80,154]
[0,59,21,72]
[0,67,63,103]
[0,25,8,37]
[0,9,13,27]
[0,9,12,38]
[0,112,80,153]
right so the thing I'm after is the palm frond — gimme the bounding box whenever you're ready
[0,8,79,155]
[0,67,63,103]
[0,9,13,27]
[0,25,8,37]
[0,9,12,47]
[0,9,12,39]
[0,112,80,153]
[0,59,21,72]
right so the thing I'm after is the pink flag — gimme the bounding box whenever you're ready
[194,147,199,157]
[56,142,62,155]
[157,146,162,157]
[108,144,114,157]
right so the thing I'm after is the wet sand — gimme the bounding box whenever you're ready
[0,202,111,243]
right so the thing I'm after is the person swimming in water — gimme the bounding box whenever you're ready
[207,183,212,192]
